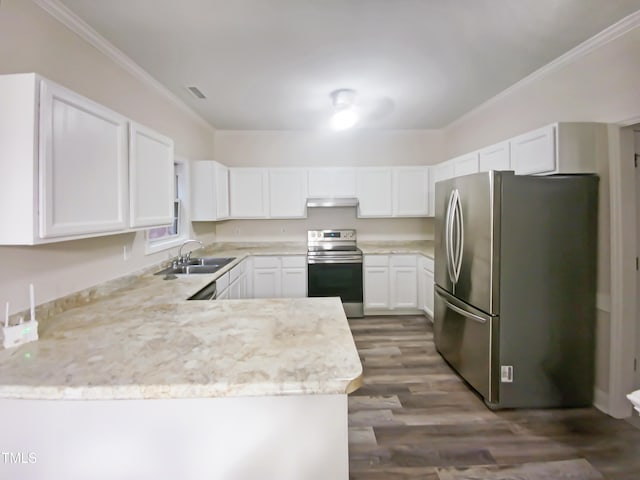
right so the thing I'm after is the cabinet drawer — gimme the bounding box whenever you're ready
[252,256,280,269]
[217,271,230,291]
[420,256,434,272]
[281,255,306,268]
[364,255,389,267]
[390,255,417,267]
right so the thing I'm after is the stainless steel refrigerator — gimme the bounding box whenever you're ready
[434,171,598,409]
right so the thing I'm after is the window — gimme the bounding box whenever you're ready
[145,159,189,254]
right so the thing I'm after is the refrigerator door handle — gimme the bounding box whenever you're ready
[445,190,457,284]
[435,287,488,324]
[453,190,464,283]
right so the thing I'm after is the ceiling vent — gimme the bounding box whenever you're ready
[186,86,207,99]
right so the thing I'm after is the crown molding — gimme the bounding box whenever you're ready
[445,9,640,131]
[33,0,214,132]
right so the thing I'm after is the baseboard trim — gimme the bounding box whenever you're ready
[594,387,610,414]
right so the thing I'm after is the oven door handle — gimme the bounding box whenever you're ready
[307,257,363,264]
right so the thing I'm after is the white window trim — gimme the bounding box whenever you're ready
[145,157,191,255]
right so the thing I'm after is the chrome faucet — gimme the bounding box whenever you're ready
[177,239,203,265]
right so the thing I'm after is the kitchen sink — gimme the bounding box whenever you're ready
[155,257,235,276]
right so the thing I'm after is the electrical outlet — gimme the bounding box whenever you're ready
[123,245,130,261]
[234,227,241,235]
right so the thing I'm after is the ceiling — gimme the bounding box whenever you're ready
[57,0,640,131]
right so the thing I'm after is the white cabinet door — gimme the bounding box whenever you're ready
[510,125,556,175]
[393,167,429,217]
[129,122,175,228]
[252,268,281,298]
[479,141,510,172]
[390,255,418,309]
[282,268,307,297]
[364,267,390,309]
[39,79,129,238]
[364,255,390,310]
[429,160,454,217]
[229,168,269,218]
[191,160,229,221]
[452,152,480,177]
[269,168,308,218]
[214,162,230,219]
[308,168,356,197]
[356,168,393,217]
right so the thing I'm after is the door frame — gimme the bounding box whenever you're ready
[608,118,640,418]
[635,130,640,390]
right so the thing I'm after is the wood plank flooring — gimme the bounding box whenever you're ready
[347,315,640,480]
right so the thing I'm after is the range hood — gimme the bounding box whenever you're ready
[306,197,359,208]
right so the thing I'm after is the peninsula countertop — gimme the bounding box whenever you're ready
[0,241,363,401]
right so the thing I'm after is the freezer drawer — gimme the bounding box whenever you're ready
[434,286,498,403]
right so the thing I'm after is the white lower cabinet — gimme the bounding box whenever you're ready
[364,255,420,313]
[417,256,435,319]
[251,256,306,299]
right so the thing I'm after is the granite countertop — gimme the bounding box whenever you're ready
[0,242,363,401]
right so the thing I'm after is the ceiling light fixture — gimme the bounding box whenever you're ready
[330,89,358,130]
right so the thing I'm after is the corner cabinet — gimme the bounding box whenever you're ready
[191,160,229,221]
[129,122,175,228]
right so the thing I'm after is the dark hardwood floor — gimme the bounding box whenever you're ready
[347,315,640,480]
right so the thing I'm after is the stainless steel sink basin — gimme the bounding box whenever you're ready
[155,257,235,276]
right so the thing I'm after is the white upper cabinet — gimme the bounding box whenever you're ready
[191,160,229,221]
[452,152,480,177]
[269,168,308,218]
[0,74,131,244]
[479,141,511,172]
[129,122,175,228]
[308,167,356,197]
[510,124,556,175]
[393,166,429,217]
[356,168,393,217]
[429,160,454,217]
[39,78,129,238]
[229,168,269,218]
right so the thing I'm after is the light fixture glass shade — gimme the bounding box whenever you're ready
[331,108,358,130]
[330,89,358,130]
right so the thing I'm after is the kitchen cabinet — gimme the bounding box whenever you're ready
[452,152,480,177]
[229,168,269,218]
[429,160,454,217]
[364,256,390,310]
[364,255,419,313]
[128,122,175,228]
[417,256,435,319]
[227,259,248,299]
[281,256,307,298]
[252,256,282,298]
[308,168,356,198]
[0,73,130,244]
[191,160,229,221]
[510,125,556,175]
[393,166,429,217]
[479,141,510,172]
[511,123,604,175]
[356,168,393,217]
[269,168,308,218]
[390,256,418,309]
[252,256,307,298]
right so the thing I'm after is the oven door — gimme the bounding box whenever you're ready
[307,262,363,304]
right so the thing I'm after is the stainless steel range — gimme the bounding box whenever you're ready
[307,229,363,318]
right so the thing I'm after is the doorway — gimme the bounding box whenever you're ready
[635,128,640,390]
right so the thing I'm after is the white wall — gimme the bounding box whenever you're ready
[214,129,445,167]
[443,21,640,399]
[0,0,216,315]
